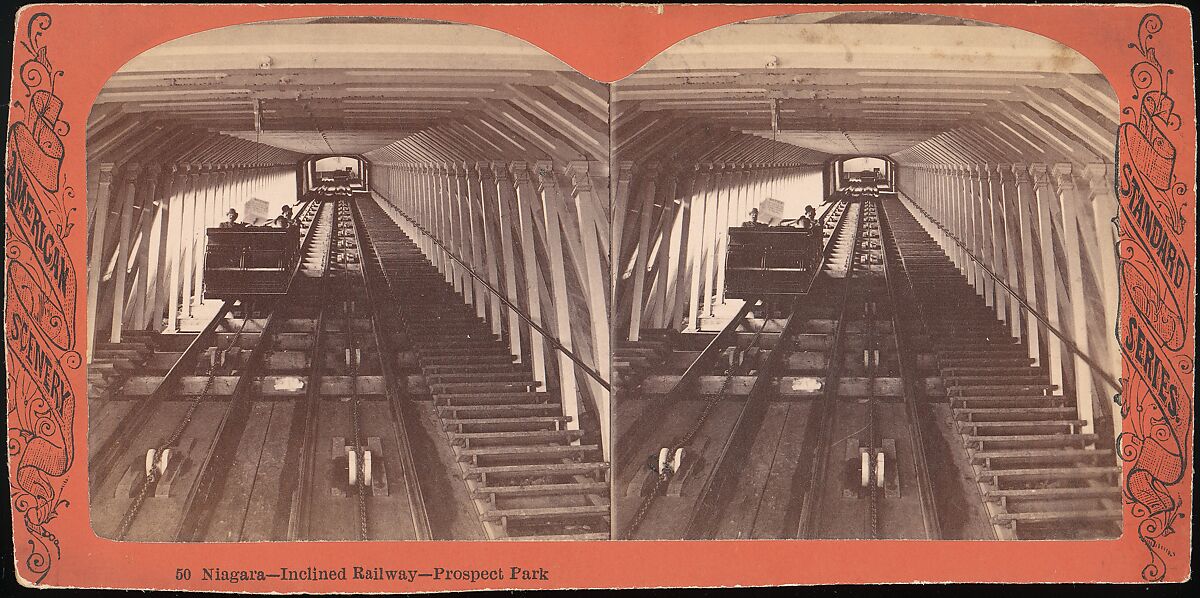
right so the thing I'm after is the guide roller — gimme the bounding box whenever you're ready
[144,448,170,477]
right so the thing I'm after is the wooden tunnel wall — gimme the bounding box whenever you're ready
[610,113,833,342]
[895,161,1121,443]
[369,160,611,456]
[85,116,302,362]
[614,161,825,340]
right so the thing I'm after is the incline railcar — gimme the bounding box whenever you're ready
[724,225,823,298]
[203,227,301,298]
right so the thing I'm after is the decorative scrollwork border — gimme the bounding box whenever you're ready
[1116,12,1193,583]
[5,11,79,585]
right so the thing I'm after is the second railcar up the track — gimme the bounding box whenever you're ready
[724,225,823,298]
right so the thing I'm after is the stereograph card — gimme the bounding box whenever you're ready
[3,2,1194,590]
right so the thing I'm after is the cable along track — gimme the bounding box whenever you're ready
[792,198,939,540]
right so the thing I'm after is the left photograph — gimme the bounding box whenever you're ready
[85,18,612,542]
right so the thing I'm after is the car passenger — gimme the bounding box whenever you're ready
[802,205,820,228]
[273,204,294,228]
[742,208,763,228]
[795,206,821,270]
[219,208,245,228]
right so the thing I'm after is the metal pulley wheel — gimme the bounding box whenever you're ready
[655,447,684,477]
[145,448,170,477]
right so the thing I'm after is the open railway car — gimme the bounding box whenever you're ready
[724,225,823,298]
[203,226,300,298]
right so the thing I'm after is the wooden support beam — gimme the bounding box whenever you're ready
[87,163,116,361]
[1079,163,1122,444]
[712,165,737,306]
[686,168,714,331]
[1011,164,1044,366]
[493,163,526,361]
[995,164,1026,340]
[1051,163,1097,435]
[535,163,582,438]
[178,169,200,318]
[664,171,694,330]
[483,101,586,164]
[166,167,191,331]
[1029,163,1067,395]
[130,164,163,330]
[626,164,659,341]
[508,84,608,162]
[511,162,549,384]
[650,168,682,329]
[109,164,140,342]
[568,162,611,458]
[464,163,489,319]
[475,163,505,336]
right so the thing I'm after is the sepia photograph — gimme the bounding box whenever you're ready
[83,17,611,542]
[5,2,1193,590]
[612,12,1124,541]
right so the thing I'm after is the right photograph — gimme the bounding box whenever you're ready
[611,12,1123,540]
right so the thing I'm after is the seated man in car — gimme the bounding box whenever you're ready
[273,204,294,228]
[219,208,246,228]
[742,207,764,228]
[793,206,822,270]
[803,205,822,229]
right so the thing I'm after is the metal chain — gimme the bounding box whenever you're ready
[870,484,879,539]
[340,200,370,542]
[116,308,253,540]
[864,201,881,541]
[624,361,737,538]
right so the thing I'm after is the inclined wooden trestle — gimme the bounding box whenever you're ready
[357,196,610,540]
[369,161,612,461]
[882,199,1121,539]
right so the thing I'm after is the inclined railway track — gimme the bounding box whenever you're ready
[616,199,858,539]
[792,198,939,540]
[90,193,432,541]
[618,196,944,540]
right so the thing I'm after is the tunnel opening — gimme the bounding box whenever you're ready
[828,156,896,200]
[308,156,367,194]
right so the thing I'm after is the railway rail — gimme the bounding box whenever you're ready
[792,198,939,539]
[89,192,432,541]
[616,195,945,540]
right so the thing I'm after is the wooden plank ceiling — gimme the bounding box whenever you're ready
[613,13,1118,165]
[88,18,607,164]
